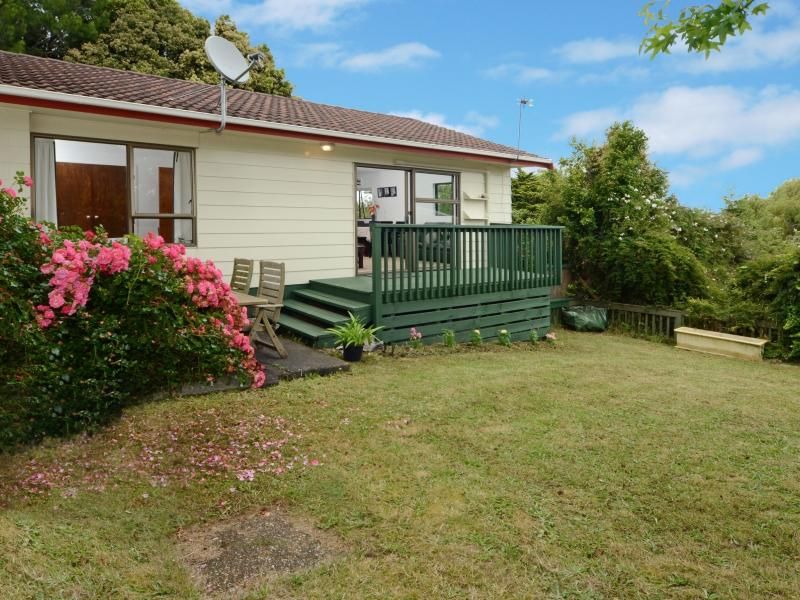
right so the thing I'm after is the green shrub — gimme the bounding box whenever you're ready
[598,232,707,306]
[0,174,264,448]
[737,248,800,359]
[469,329,482,346]
[326,313,382,348]
[527,122,710,306]
[497,329,512,347]
[441,329,456,347]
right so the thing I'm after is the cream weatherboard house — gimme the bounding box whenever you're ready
[0,50,562,346]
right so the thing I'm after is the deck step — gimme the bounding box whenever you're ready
[283,299,350,326]
[277,314,336,347]
[293,288,371,319]
[307,280,373,304]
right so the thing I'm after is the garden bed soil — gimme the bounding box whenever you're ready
[177,507,345,597]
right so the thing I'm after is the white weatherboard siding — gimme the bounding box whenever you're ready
[16,106,514,285]
[0,106,32,211]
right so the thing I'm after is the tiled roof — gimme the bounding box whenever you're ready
[0,51,549,163]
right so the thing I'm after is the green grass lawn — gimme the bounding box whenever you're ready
[1,331,799,598]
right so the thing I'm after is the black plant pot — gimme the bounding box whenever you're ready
[342,344,364,362]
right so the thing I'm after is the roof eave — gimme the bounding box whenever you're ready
[0,84,553,169]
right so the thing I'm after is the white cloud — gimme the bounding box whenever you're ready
[293,42,439,71]
[632,86,800,157]
[557,85,800,156]
[668,164,708,188]
[680,17,800,73]
[555,38,639,63]
[554,108,622,139]
[390,110,499,137]
[340,42,439,71]
[556,85,800,184]
[183,0,370,31]
[576,65,649,85]
[293,43,345,68]
[483,63,556,83]
[718,147,765,170]
[465,111,500,130]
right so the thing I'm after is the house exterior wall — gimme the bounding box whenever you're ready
[5,105,514,285]
[0,106,32,212]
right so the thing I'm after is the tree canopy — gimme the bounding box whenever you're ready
[515,122,708,305]
[0,0,112,59]
[0,0,293,96]
[640,0,770,57]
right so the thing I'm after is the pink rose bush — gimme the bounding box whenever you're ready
[139,232,265,389]
[1,172,265,448]
[36,237,132,324]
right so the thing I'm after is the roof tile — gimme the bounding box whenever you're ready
[0,51,547,163]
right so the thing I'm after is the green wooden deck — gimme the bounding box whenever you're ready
[278,224,564,347]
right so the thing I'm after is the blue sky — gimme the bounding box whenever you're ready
[182,0,800,210]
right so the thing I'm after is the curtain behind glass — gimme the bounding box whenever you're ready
[173,151,193,244]
[34,138,58,224]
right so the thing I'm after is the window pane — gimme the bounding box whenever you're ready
[415,201,455,224]
[46,139,128,236]
[356,166,407,223]
[414,172,455,200]
[132,148,193,216]
[134,218,194,245]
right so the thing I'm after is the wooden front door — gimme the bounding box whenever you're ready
[158,167,175,243]
[55,163,128,237]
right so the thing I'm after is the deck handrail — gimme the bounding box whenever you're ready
[370,223,563,319]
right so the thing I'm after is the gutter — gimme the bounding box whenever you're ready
[0,84,553,169]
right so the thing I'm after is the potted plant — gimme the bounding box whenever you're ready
[327,312,382,362]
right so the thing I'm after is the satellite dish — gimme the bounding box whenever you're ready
[204,36,265,133]
[205,35,251,83]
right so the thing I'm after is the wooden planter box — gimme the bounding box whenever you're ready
[674,327,768,362]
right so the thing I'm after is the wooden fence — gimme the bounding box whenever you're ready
[592,301,685,339]
[556,299,782,342]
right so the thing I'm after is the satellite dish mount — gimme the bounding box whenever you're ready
[204,36,264,133]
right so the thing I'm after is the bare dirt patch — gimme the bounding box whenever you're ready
[177,507,344,597]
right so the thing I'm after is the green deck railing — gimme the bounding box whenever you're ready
[370,223,563,319]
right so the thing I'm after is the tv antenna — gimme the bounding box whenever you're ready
[516,98,533,160]
[204,36,264,133]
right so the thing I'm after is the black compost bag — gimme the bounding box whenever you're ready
[561,305,608,332]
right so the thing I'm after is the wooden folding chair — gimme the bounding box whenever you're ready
[249,260,287,357]
[230,258,254,293]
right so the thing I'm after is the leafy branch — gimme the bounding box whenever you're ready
[640,0,770,58]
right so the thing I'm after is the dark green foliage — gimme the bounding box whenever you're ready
[67,3,293,96]
[736,249,800,359]
[0,0,112,58]
[521,121,708,305]
[1,0,293,96]
[684,182,800,359]
[511,168,562,224]
[597,232,707,306]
